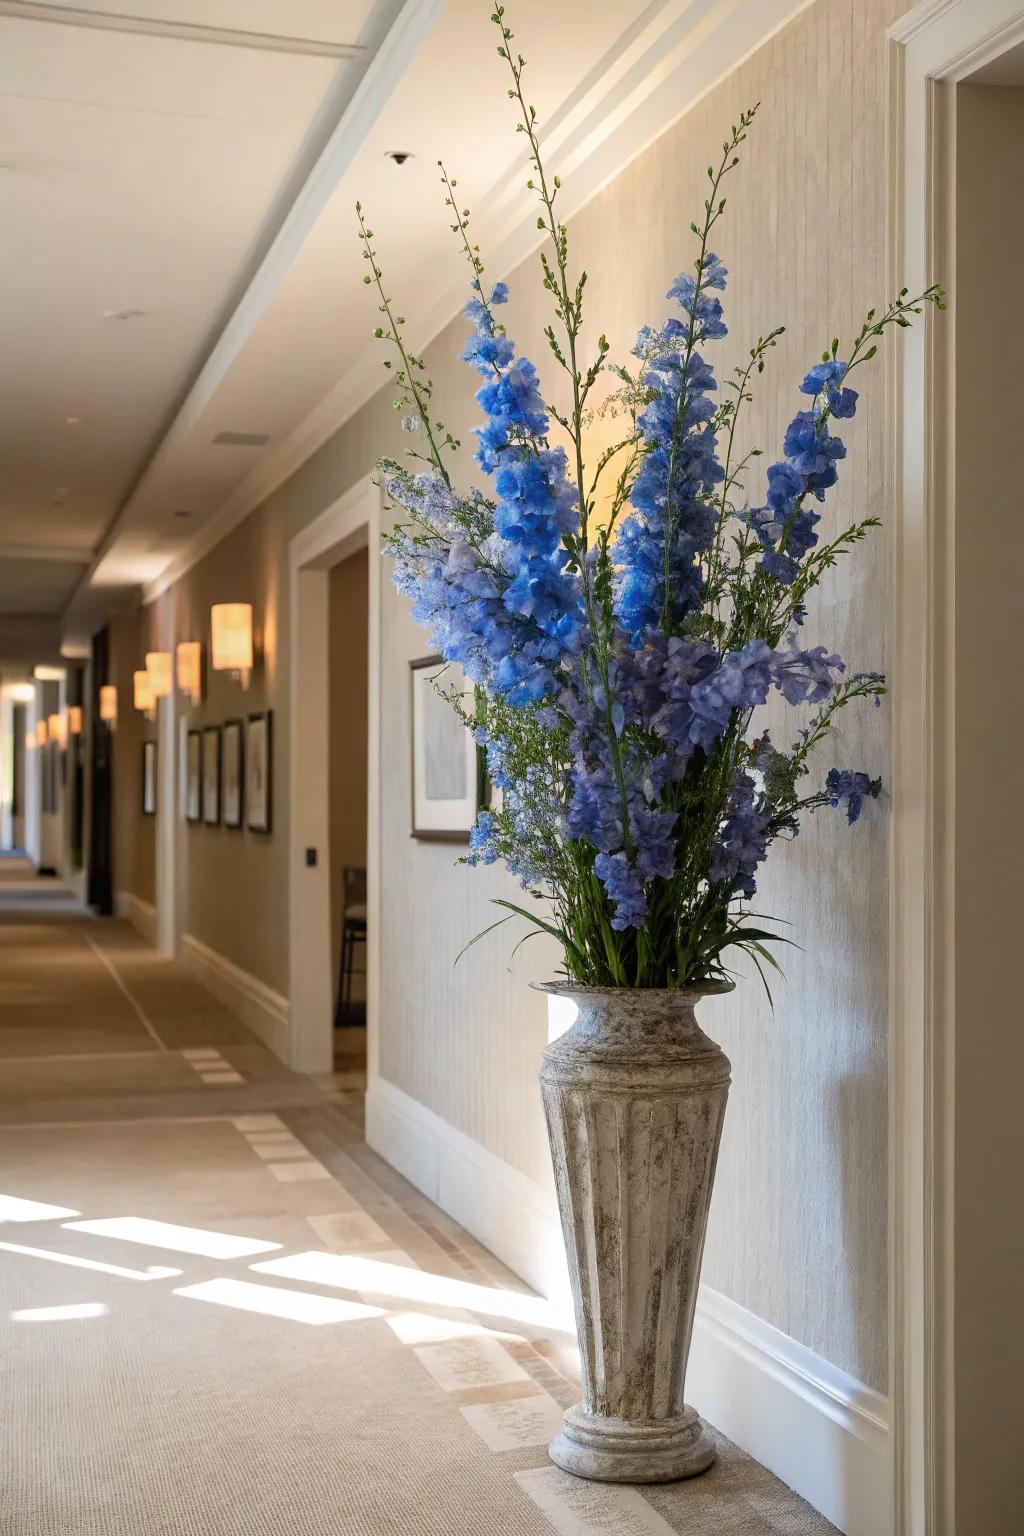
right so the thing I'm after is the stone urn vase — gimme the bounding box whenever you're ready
[536,982,732,1484]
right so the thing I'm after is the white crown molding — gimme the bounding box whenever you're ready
[0,1,366,58]
[133,0,811,607]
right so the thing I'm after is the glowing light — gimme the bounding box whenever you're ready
[68,706,83,735]
[35,720,47,746]
[210,603,253,677]
[0,1240,179,1281]
[8,682,35,703]
[99,685,117,724]
[0,1195,80,1223]
[11,1303,107,1322]
[145,651,172,699]
[175,641,202,703]
[251,1253,567,1331]
[64,1217,280,1260]
[48,713,63,747]
[174,1277,384,1326]
[133,670,153,713]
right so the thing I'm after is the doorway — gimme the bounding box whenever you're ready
[288,476,380,1076]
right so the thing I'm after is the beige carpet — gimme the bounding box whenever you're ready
[0,915,838,1535]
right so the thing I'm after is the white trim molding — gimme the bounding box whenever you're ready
[365,1073,887,1535]
[180,932,290,1062]
[115,891,157,946]
[886,5,1024,1534]
[287,474,379,1076]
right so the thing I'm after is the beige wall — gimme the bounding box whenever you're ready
[953,82,1024,1536]
[121,0,912,1390]
[328,548,369,1003]
[149,500,284,986]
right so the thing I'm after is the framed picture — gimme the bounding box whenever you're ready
[142,740,157,816]
[246,710,272,833]
[202,726,221,826]
[222,719,243,830]
[185,731,201,823]
[410,656,480,840]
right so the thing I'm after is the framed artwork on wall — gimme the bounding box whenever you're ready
[409,655,481,841]
[185,731,201,823]
[141,740,157,816]
[202,726,221,826]
[246,711,272,833]
[222,719,243,830]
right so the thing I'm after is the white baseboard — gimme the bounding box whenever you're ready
[688,1288,890,1536]
[365,1074,889,1536]
[116,891,157,945]
[365,1076,571,1308]
[181,932,290,1062]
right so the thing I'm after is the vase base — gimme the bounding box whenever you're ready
[548,1405,717,1484]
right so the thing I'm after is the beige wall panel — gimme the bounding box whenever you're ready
[953,82,1024,1536]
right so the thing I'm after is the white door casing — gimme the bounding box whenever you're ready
[288,475,380,1075]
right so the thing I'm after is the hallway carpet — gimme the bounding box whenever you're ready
[0,906,838,1535]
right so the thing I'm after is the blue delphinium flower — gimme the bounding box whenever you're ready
[366,89,935,987]
[824,768,882,824]
[710,773,771,899]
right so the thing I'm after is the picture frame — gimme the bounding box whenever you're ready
[409,655,481,841]
[202,726,221,826]
[222,719,243,830]
[246,710,272,833]
[185,730,201,823]
[142,739,157,816]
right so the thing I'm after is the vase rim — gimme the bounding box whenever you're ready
[532,979,735,1000]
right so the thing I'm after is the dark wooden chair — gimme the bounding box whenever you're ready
[336,865,367,1026]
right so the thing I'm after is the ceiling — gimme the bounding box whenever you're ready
[0,0,809,656]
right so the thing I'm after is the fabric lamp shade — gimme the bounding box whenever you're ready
[210,604,253,673]
[35,721,47,746]
[146,651,172,699]
[176,641,202,701]
[133,671,154,712]
[68,706,83,735]
[99,686,118,723]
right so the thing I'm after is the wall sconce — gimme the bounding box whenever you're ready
[176,641,202,705]
[145,651,172,701]
[48,713,65,749]
[99,685,118,725]
[9,682,35,703]
[211,603,254,687]
[68,706,83,736]
[133,669,154,716]
[36,720,48,747]
[25,731,35,752]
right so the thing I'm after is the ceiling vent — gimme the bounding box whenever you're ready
[212,430,271,448]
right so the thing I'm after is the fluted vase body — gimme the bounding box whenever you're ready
[537,983,731,1483]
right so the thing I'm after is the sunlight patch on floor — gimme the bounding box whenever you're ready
[173,1276,385,1327]
[250,1251,572,1332]
[64,1216,281,1259]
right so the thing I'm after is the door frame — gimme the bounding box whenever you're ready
[886,4,1024,1532]
[287,474,380,1074]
